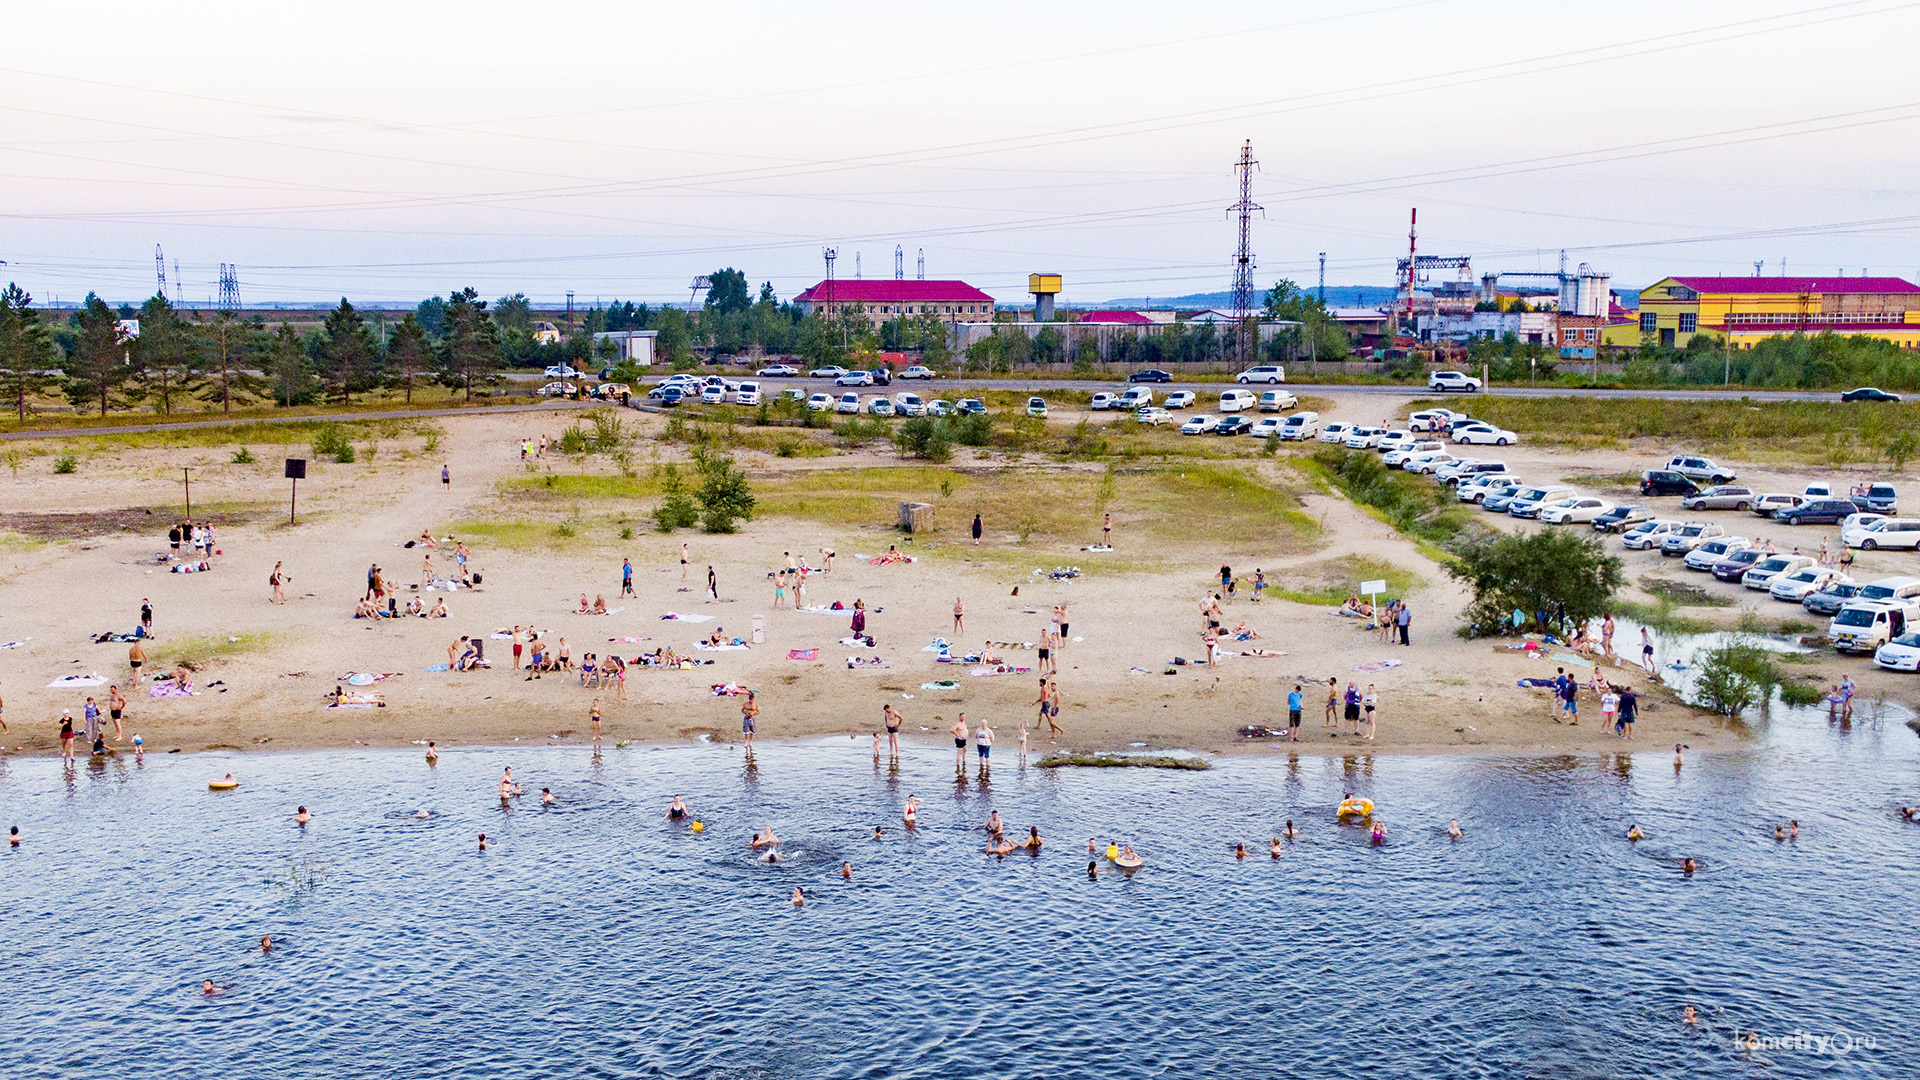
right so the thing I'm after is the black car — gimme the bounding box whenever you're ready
[1841,387,1901,402]
[867,368,891,386]
[1775,498,1865,526]
[1640,470,1701,497]
[1591,504,1652,533]
[656,386,685,406]
[1128,369,1173,383]
[1212,416,1254,436]
[1711,548,1765,581]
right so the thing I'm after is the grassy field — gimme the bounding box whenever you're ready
[1267,554,1424,605]
[1,417,445,458]
[1409,396,1920,466]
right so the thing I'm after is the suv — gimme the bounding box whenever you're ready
[1664,456,1737,484]
[1640,470,1701,497]
[1860,483,1899,514]
[1681,485,1756,511]
[1428,370,1482,392]
[1235,365,1286,384]
[1659,522,1724,556]
[1776,498,1862,526]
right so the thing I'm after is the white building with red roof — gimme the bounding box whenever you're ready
[792,280,995,328]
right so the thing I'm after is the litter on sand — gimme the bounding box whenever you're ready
[968,666,1032,677]
[0,639,27,650]
[1081,545,1113,552]
[921,680,959,690]
[339,672,402,685]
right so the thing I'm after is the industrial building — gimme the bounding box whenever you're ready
[792,280,995,329]
[1636,276,1920,349]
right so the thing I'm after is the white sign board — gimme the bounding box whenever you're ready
[1359,579,1386,596]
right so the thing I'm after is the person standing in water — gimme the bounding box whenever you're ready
[883,704,903,762]
[740,691,760,751]
[975,720,993,778]
[589,699,603,742]
[1640,626,1656,675]
[950,714,969,773]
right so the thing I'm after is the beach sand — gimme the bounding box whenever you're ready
[2,393,1886,759]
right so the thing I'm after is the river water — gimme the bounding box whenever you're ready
[2,708,1916,1079]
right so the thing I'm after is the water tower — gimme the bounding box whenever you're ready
[1029,273,1062,321]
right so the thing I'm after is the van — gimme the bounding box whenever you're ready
[1856,576,1920,606]
[892,392,926,416]
[1218,389,1256,412]
[1117,387,1152,410]
[735,381,761,406]
[1257,389,1297,412]
[1278,411,1319,440]
[1830,601,1909,653]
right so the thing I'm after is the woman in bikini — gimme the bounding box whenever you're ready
[903,795,922,827]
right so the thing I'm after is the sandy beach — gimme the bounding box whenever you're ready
[3,389,1901,760]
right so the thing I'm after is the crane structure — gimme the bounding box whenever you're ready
[154,244,167,300]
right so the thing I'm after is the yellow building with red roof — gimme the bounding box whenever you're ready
[1636,276,1920,350]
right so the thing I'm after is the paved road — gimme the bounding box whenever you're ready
[0,399,594,442]
[723,375,1847,404]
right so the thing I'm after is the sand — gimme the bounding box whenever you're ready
[1,389,1896,760]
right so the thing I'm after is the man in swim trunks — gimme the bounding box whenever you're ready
[681,542,690,581]
[129,640,147,678]
[741,691,758,750]
[1287,684,1303,742]
[883,704,903,761]
[951,714,969,773]
[141,598,153,633]
[1324,677,1338,729]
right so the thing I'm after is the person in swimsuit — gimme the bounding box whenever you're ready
[295,806,312,824]
[903,796,922,827]
[58,710,75,760]
[1283,820,1298,839]
[667,796,689,820]
[681,542,690,581]
[950,714,969,773]
[751,826,779,850]
[707,565,718,601]
[270,562,286,605]
[741,692,759,750]
[589,699,602,741]
[129,641,147,678]
[1023,826,1043,850]
[883,704,903,761]
[1324,677,1338,729]
[975,720,993,778]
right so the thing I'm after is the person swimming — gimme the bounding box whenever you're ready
[1087,837,1098,854]
[1268,838,1283,858]
[1370,822,1387,845]
[903,796,922,826]
[425,741,438,763]
[541,788,555,805]
[1234,842,1247,860]
[1283,820,1298,839]
[261,936,273,953]
[1446,819,1463,839]
[1773,825,1786,840]
[750,826,780,850]
[791,888,804,907]
[1682,857,1698,875]
[294,806,311,825]
[1683,1005,1698,1026]
[1627,824,1644,841]
[1788,819,1799,838]
[477,833,488,850]
[871,826,884,839]
[202,980,221,997]
[667,796,689,820]
[1087,860,1098,879]
[1119,845,1140,865]
[840,861,852,880]
[986,836,1015,857]
[1022,826,1042,851]
[984,811,1004,838]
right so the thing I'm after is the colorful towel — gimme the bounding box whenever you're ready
[709,683,754,697]
[968,666,1032,677]
[423,663,451,673]
[47,674,107,688]
[149,682,197,698]
[921,638,952,653]
[340,672,401,686]
[661,612,714,623]
[694,642,750,652]
[1350,659,1405,673]
[787,649,819,661]
[839,637,876,648]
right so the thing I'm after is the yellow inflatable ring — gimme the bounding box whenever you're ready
[690,821,705,833]
[208,779,238,791]
[1337,798,1374,818]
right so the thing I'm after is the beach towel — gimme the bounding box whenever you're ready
[0,639,26,649]
[490,630,514,640]
[1550,652,1594,668]
[340,672,402,686]
[661,612,714,623]
[921,680,959,690]
[1351,659,1405,673]
[423,663,451,673]
[47,674,107,688]
[839,637,876,649]
[576,606,625,616]
[867,553,915,565]
[326,702,379,709]
[1516,678,1559,688]
[844,657,892,669]
[709,683,754,697]
[1128,666,1151,675]
[787,649,819,661]
[795,605,845,616]
[694,642,750,652]
[968,666,1031,677]
[149,682,197,698]
[1239,649,1289,657]
[1081,544,1113,552]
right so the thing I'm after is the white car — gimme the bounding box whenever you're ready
[1840,512,1887,534]
[1089,393,1119,411]
[1180,414,1217,435]
[1408,408,1463,433]
[756,364,799,377]
[898,366,938,379]
[1026,397,1048,418]
[1163,391,1196,409]
[866,397,896,416]
[543,365,581,379]
[836,392,862,414]
[1374,431,1418,454]
[1384,440,1445,468]
[735,381,761,406]
[1453,423,1518,446]
[1249,417,1285,439]
[835,371,874,387]
[1405,451,1458,475]
[1536,497,1616,524]
[1235,365,1286,384]
[926,399,952,417]
[893,393,927,416]
[1872,631,1920,671]
[536,381,576,396]
[1318,422,1355,444]
[1344,427,1387,450]
[1743,554,1815,590]
[1457,474,1520,503]
[1844,518,1920,550]
[699,384,726,404]
[1620,520,1683,550]
[1428,370,1482,392]
[1750,493,1805,517]
[808,366,849,379]
[1118,388,1153,410]
[1683,536,1750,571]
[1665,455,1737,484]
[1506,485,1576,518]
[1770,567,1847,602]
[805,393,833,411]
[1135,407,1174,426]
[1257,389,1297,411]
[1433,458,1488,483]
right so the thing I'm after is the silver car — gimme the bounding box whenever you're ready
[1681,485,1756,511]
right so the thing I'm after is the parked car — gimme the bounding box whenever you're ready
[735,381,761,406]
[1248,417,1285,439]
[1405,451,1458,475]
[1089,392,1119,411]
[1841,512,1886,534]
[1776,498,1861,526]
[543,365,581,379]
[1383,439,1444,466]
[1135,406,1174,426]
[1235,365,1286,384]
[1163,391,1197,409]
[1859,483,1899,514]
[1683,536,1751,571]
[1537,497,1616,525]
[1804,580,1871,616]
[1506,485,1577,519]
[1711,547,1767,582]
[1749,493,1805,517]
[898,366,938,379]
[1480,485,1532,514]
[1681,485,1757,511]
[756,364,799,377]
[1026,397,1048,418]
[1770,567,1846,602]
[780,387,806,402]
[926,399,952,417]
[808,366,849,379]
[1428,370,1482,392]
[651,385,686,406]
[1318,422,1355,444]
[1456,474,1520,503]
[1180,414,1216,435]
[1452,422,1517,447]
[1278,412,1321,441]
[866,397,895,416]
[836,392,862,414]
[1375,430,1419,454]
[1118,387,1153,410]
[1801,483,1837,500]
[1344,427,1386,450]
[1639,470,1702,497]
[1855,576,1920,607]
[537,381,577,397]
[593,383,631,401]
[699,384,726,404]
[893,393,927,416]
[1621,520,1684,551]
[1842,387,1902,402]
[1444,460,1512,487]
[955,398,987,415]
[1213,416,1254,437]
[1832,601,1910,654]
[1742,554,1815,590]
[1592,504,1653,533]
[866,368,891,386]
[1217,389,1256,412]
[835,370,873,387]
[1872,631,1920,671]
[1127,369,1173,383]
[1845,517,1920,550]
[1660,522,1725,556]
[1408,408,1463,433]
[1258,389,1298,412]
[1664,456,1737,484]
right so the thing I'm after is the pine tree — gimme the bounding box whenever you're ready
[64,293,131,417]
[0,284,57,421]
[386,314,432,404]
[439,288,500,402]
[317,298,380,404]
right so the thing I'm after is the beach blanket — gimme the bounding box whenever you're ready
[48,674,107,688]
[867,554,916,565]
[660,612,714,623]
[610,636,650,643]
[490,630,514,640]
[795,605,847,616]
[968,666,1031,677]
[920,680,959,690]
[709,683,754,697]
[1238,649,1289,657]
[1550,651,1594,668]
[694,642,750,652]
[845,657,892,669]
[423,663,451,673]
[340,672,402,686]
[1516,678,1559,688]
[170,561,212,574]
[424,578,467,592]
[1128,666,1151,675]
[839,637,876,649]
[1351,659,1405,673]
[1081,544,1113,552]
[576,606,625,616]
[149,682,197,698]
[787,649,819,661]
[327,692,384,707]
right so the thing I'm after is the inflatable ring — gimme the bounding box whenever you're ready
[1337,798,1374,819]
[208,779,239,791]
[1114,854,1144,870]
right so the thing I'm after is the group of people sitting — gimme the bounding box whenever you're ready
[577,651,626,690]
[1337,594,1374,618]
[355,596,448,619]
[576,594,613,615]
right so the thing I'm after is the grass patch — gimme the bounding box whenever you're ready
[447,519,561,551]
[1614,598,1719,635]
[1564,470,1642,493]
[1268,554,1424,606]
[1300,447,1483,559]
[1637,575,1736,608]
[0,531,47,552]
[161,631,283,669]
[1035,752,1211,771]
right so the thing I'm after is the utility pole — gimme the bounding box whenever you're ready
[916,249,924,280]
[155,244,167,299]
[1227,140,1261,364]
[1317,252,1326,304]
[181,468,191,519]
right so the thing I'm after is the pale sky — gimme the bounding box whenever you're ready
[5,0,1919,307]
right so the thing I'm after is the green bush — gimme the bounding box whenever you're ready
[692,447,755,534]
[52,454,77,474]
[231,447,257,464]
[1447,527,1625,638]
[557,424,591,456]
[894,416,953,462]
[652,464,700,533]
[311,424,355,463]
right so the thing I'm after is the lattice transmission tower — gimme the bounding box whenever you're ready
[1228,140,1262,361]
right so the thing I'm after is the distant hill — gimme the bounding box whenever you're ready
[1088,286,1401,310]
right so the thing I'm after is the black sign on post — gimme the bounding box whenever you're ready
[285,458,306,524]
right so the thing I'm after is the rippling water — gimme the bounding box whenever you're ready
[2,710,1917,1079]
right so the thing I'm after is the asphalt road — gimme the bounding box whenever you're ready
[715,375,1850,404]
[0,399,594,442]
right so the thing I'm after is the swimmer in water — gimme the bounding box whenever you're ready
[792,888,804,907]
[986,836,1015,857]
[1674,743,1686,769]
[762,850,781,864]
[667,796,689,820]
[1268,838,1282,859]
[203,980,220,997]
[750,826,780,850]
[1682,857,1697,875]
[1120,845,1139,864]
[261,936,272,953]
[9,826,18,846]
[414,809,431,819]
[904,796,922,826]
[498,768,515,803]
[294,806,311,825]
[1234,842,1247,860]
[871,826,884,839]
[1087,837,1098,855]
[1773,825,1786,841]
[425,741,438,763]
[840,861,852,880]
[478,833,488,850]
[1022,826,1043,851]
[984,811,1004,838]
[1370,822,1387,845]
[1447,819,1462,839]
[1627,824,1644,842]
[1087,860,1098,879]
[541,788,555,805]
[1283,820,1298,839]
[1788,819,1799,838]
[1683,1005,1698,1027]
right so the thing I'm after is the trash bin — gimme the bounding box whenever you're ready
[751,615,766,644]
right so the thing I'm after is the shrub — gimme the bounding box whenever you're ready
[231,447,257,464]
[692,447,755,534]
[1447,528,1625,637]
[894,416,953,462]
[1691,640,1780,716]
[311,424,355,463]
[421,429,442,454]
[651,464,700,532]
[557,424,591,456]
[618,526,634,540]
[52,454,77,474]
[587,411,632,453]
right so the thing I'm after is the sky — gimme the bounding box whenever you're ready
[5,0,1920,308]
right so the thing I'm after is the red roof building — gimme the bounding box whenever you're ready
[1077,310,1154,324]
[793,280,995,328]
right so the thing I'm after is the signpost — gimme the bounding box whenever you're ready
[285,458,306,525]
[1360,579,1386,598]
